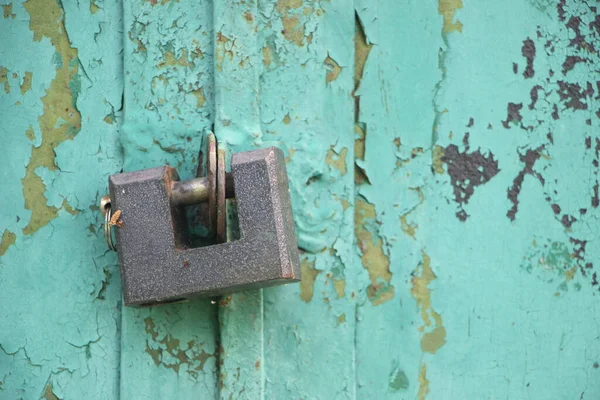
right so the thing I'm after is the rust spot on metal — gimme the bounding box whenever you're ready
[219,296,232,307]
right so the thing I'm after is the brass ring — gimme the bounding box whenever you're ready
[104,202,117,252]
[206,133,217,238]
[216,148,227,243]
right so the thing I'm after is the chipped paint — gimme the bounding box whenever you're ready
[0,230,16,256]
[522,237,582,293]
[3,4,15,19]
[299,257,321,302]
[389,364,409,391]
[411,252,446,354]
[0,66,9,93]
[215,32,233,72]
[281,16,304,47]
[355,198,394,305]
[438,0,463,33]
[192,87,206,108]
[400,214,417,239]
[276,0,305,46]
[442,136,500,221]
[20,71,32,94]
[5,0,600,398]
[418,363,430,400]
[22,0,81,235]
[354,17,372,93]
[325,146,348,175]
[333,278,346,298]
[261,46,272,67]
[1,0,124,396]
[43,381,59,400]
[89,1,100,14]
[144,317,214,377]
[157,50,194,69]
[119,0,219,395]
[507,146,544,221]
[324,55,341,84]
[432,145,445,174]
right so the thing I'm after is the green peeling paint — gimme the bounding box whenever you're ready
[2,0,600,398]
[21,0,81,235]
[0,0,124,397]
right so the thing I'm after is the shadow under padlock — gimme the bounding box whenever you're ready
[101,133,301,307]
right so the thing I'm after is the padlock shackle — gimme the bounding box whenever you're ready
[171,173,235,206]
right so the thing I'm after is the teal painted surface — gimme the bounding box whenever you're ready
[212,2,266,397]
[0,0,123,398]
[120,0,219,397]
[1,0,600,399]
[355,1,600,398]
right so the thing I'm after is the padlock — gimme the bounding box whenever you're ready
[101,134,301,306]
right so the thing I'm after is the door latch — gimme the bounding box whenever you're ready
[101,133,301,307]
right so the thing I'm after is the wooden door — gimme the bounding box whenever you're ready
[1,0,599,398]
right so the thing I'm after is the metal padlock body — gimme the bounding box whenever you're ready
[109,147,301,306]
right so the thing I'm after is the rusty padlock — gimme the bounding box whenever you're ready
[101,134,301,306]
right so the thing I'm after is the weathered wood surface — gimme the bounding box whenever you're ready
[1,0,599,399]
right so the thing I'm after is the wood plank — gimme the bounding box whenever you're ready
[120,0,219,397]
[355,0,600,398]
[0,0,124,397]
[212,1,265,398]
[214,0,358,398]
[260,0,358,393]
[353,1,443,397]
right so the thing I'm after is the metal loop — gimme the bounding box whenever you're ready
[104,202,117,252]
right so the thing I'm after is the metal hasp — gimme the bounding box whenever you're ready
[108,146,301,307]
